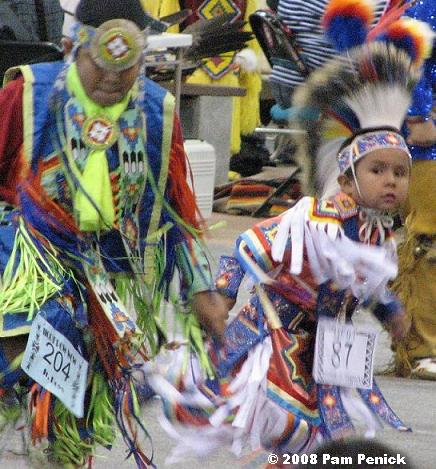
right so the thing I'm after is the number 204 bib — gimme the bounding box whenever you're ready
[313,317,378,390]
[21,302,89,418]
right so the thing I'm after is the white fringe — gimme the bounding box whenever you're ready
[315,138,343,199]
[271,197,398,303]
[146,338,299,461]
[345,85,411,130]
[159,414,234,464]
[340,387,382,438]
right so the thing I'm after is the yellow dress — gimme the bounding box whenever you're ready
[142,0,262,155]
[186,0,262,155]
[140,0,181,33]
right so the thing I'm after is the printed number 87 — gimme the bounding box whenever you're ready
[331,341,353,368]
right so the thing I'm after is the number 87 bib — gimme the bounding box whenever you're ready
[313,317,378,390]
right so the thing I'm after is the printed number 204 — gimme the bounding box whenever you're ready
[42,342,71,381]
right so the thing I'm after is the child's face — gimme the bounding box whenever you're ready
[338,148,410,212]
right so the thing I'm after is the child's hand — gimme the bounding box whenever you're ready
[191,291,230,342]
[388,311,411,342]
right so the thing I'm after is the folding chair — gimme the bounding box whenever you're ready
[249,9,308,76]
[249,10,307,163]
[0,40,63,84]
[247,10,309,216]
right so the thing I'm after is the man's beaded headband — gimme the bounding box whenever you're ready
[71,19,147,71]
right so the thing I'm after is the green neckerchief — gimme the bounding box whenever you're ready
[66,62,132,231]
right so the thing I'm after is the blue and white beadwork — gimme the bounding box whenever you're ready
[337,131,411,174]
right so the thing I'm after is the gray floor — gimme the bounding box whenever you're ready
[2,212,435,468]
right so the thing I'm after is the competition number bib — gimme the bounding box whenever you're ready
[21,315,89,418]
[313,317,378,389]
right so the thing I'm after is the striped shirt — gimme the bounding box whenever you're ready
[270,0,389,89]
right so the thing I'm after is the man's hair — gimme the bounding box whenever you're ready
[75,0,149,29]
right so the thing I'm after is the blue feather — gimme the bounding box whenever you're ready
[325,16,369,52]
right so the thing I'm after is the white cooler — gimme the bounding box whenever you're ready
[184,139,216,219]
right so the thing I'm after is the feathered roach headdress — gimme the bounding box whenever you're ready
[293,0,433,193]
[294,41,418,175]
[376,16,434,68]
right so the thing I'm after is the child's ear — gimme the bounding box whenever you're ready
[337,174,353,194]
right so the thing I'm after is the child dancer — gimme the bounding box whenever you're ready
[304,0,436,379]
[144,39,421,462]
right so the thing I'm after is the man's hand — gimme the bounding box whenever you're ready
[407,119,436,146]
[388,311,411,342]
[221,294,236,312]
[191,291,230,342]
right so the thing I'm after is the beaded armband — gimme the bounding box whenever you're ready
[215,256,244,299]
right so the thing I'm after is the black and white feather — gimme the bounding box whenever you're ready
[292,42,420,196]
[182,14,254,61]
[294,42,419,129]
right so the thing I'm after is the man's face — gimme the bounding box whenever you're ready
[75,47,141,106]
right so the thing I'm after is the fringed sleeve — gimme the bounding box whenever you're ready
[271,197,399,304]
[166,115,214,297]
[167,115,203,231]
[0,77,26,205]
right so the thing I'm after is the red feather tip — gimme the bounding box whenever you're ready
[384,18,434,66]
[322,0,374,27]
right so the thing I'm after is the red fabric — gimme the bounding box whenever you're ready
[180,0,247,27]
[168,114,203,231]
[0,77,26,205]
[29,384,51,444]
[0,79,202,235]
[87,284,123,379]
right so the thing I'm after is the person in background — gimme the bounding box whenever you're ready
[269,0,389,110]
[142,0,264,174]
[140,0,181,33]
[391,0,436,380]
[0,0,63,44]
